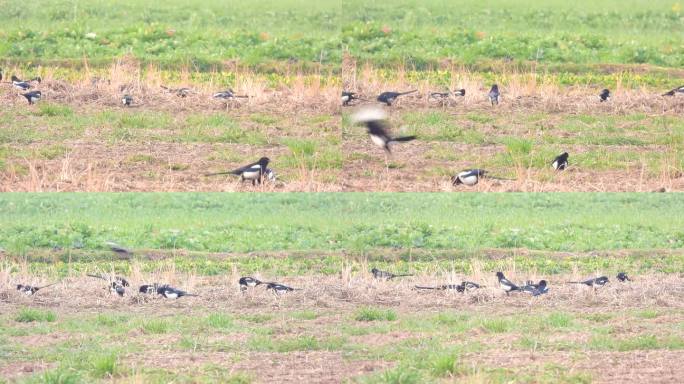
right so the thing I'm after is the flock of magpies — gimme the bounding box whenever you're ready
[15,259,632,300]
[344,83,683,186]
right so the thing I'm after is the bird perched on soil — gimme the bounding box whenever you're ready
[377,90,416,106]
[568,276,609,287]
[552,152,569,171]
[21,91,41,105]
[520,280,549,296]
[213,89,248,99]
[122,94,133,106]
[239,277,263,291]
[88,274,130,296]
[662,85,684,96]
[161,85,192,97]
[12,75,40,91]
[266,282,297,294]
[342,91,362,106]
[451,169,511,186]
[496,272,520,295]
[599,89,610,102]
[16,282,58,296]
[371,268,412,280]
[157,285,198,299]
[352,107,416,153]
[616,272,631,282]
[204,157,271,185]
[488,84,500,105]
[415,281,482,292]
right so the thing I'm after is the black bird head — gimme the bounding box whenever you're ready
[11,75,20,82]
[599,89,610,101]
[616,272,630,282]
[538,280,547,288]
[258,157,270,168]
[455,88,466,96]
[496,272,505,280]
[490,84,499,94]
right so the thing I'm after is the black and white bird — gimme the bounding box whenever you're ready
[157,285,198,299]
[599,89,610,102]
[377,90,416,106]
[205,157,271,185]
[161,85,192,98]
[12,75,39,91]
[496,272,520,295]
[352,107,416,153]
[122,94,133,106]
[106,242,133,257]
[213,89,248,99]
[453,88,466,97]
[342,91,361,106]
[616,272,631,282]
[16,282,58,296]
[266,282,297,294]
[552,152,569,171]
[371,268,412,280]
[87,273,130,289]
[662,85,684,96]
[239,276,263,291]
[488,84,500,105]
[568,276,609,287]
[452,169,487,186]
[21,91,41,105]
[521,280,548,296]
[139,284,164,294]
[415,281,481,292]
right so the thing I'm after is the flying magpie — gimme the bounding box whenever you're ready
[239,276,263,291]
[122,94,132,106]
[377,90,416,106]
[213,89,248,99]
[161,85,192,98]
[342,91,362,106]
[488,84,499,105]
[371,268,412,280]
[599,89,610,102]
[496,272,520,295]
[568,276,609,287]
[663,85,684,96]
[205,157,271,185]
[266,282,297,294]
[552,152,569,171]
[16,282,58,296]
[521,280,548,296]
[157,285,198,299]
[106,242,133,257]
[21,91,41,105]
[351,107,416,153]
[616,272,631,282]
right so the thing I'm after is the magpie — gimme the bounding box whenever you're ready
[351,107,416,153]
[342,91,362,106]
[16,282,58,296]
[377,90,416,106]
[371,268,412,280]
[462,281,482,291]
[616,272,631,282]
[599,89,610,102]
[453,89,466,97]
[568,276,609,287]
[122,94,132,106]
[451,169,511,186]
[266,282,297,294]
[157,285,198,299]
[21,91,41,105]
[204,157,270,185]
[496,272,520,295]
[107,242,133,257]
[663,85,684,96]
[11,75,39,90]
[552,152,569,171]
[488,84,499,105]
[239,276,263,291]
[87,273,130,288]
[263,168,277,182]
[213,89,248,99]
[521,280,548,296]
[415,283,465,292]
[161,85,191,98]
[110,282,126,297]
[139,284,159,294]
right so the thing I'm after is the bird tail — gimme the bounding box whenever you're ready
[415,285,440,290]
[184,293,199,297]
[87,274,107,281]
[566,281,583,284]
[393,273,413,277]
[233,95,249,98]
[399,90,417,96]
[38,282,59,289]
[204,170,240,177]
[663,91,675,96]
[487,175,515,181]
[391,136,417,142]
